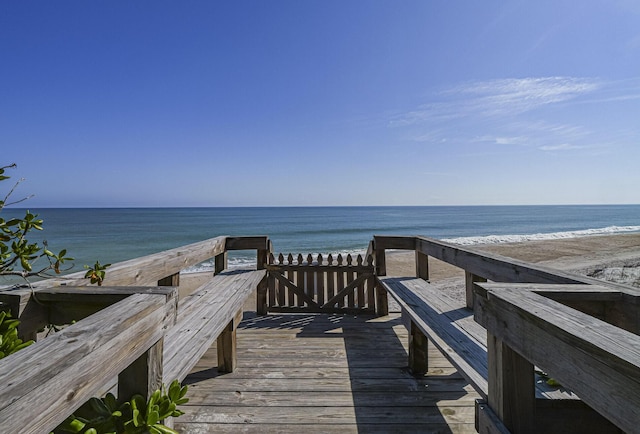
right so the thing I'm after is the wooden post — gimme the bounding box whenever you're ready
[257,240,271,270]
[214,252,228,275]
[256,274,268,316]
[374,247,386,277]
[465,271,486,309]
[408,320,428,375]
[415,251,429,280]
[118,338,163,400]
[487,333,535,434]
[157,272,180,287]
[217,309,242,373]
[374,244,388,316]
[0,292,47,342]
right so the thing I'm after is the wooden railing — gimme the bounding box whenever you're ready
[475,283,640,433]
[373,235,637,303]
[0,290,177,434]
[261,252,383,315]
[2,233,638,432]
[0,235,269,433]
[372,235,640,433]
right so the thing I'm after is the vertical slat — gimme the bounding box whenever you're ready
[297,254,305,307]
[286,254,295,307]
[487,333,536,434]
[356,255,365,307]
[277,263,286,307]
[336,255,344,308]
[317,254,325,306]
[346,255,355,308]
[306,254,314,304]
[268,268,276,308]
[327,254,335,307]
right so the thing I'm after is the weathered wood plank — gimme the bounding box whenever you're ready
[177,404,476,424]
[225,236,269,251]
[413,236,638,291]
[178,311,479,433]
[380,276,489,397]
[0,293,175,434]
[475,285,640,433]
[163,270,265,383]
[374,235,417,251]
[188,375,470,394]
[176,422,477,434]
[38,236,228,287]
[187,365,460,380]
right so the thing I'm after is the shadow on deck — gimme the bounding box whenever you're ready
[175,311,480,433]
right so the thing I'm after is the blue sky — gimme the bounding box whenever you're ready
[1,1,639,206]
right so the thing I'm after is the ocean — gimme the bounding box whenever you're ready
[2,205,640,275]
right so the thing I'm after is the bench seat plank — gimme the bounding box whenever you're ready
[379,277,583,402]
[163,269,266,383]
[380,276,489,398]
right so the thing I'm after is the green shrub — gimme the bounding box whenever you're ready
[54,380,189,434]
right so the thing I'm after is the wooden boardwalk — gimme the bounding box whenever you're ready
[175,311,480,433]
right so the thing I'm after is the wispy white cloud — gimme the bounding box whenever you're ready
[538,143,584,151]
[390,77,600,127]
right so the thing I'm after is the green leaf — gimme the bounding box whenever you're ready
[147,409,160,426]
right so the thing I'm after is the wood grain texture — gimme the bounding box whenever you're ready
[475,284,640,433]
[380,276,489,397]
[35,236,228,287]
[176,312,480,433]
[163,269,266,383]
[0,293,175,434]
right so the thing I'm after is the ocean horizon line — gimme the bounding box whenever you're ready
[6,203,640,210]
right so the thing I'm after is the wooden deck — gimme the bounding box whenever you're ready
[175,311,480,433]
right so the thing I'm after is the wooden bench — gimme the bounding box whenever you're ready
[162,268,266,383]
[380,276,490,395]
[378,276,623,433]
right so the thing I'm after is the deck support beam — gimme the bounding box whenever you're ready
[486,332,535,434]
[217,309,242,373]
[118,338,164,401]
[408,320,429,375]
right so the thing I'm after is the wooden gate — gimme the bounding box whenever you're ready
[260,253,380,314]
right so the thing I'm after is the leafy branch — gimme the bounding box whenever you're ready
[0,164,108,285]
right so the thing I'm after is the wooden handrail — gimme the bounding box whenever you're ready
[16,235,271,288]
[475,283,640,433]
[372,235,640,309]
[0,291,177,434]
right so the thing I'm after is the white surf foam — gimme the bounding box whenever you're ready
[443,225,640,246]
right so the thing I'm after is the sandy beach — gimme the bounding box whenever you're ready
[179,232,640,302]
